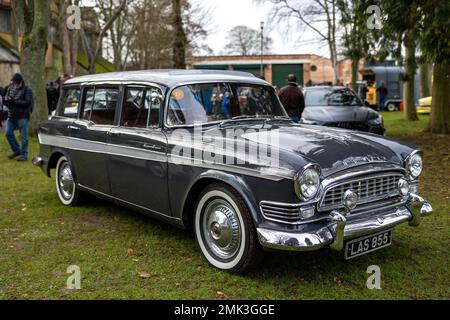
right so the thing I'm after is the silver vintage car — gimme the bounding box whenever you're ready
[33,70,432,273]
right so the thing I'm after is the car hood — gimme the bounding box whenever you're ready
[198,123,410,178]
[302,106,379,123]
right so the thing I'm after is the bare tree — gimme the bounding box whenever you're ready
[223,25,273,56]
[11,0,50,132]
[98,0,137,70]
[80,0,127,73]
[262,0,340,83]
[56,0,80,76]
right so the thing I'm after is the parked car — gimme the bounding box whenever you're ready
[417,96,432,114]
[33,70,432,273]
[302,86,385,135]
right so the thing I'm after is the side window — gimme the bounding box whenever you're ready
[89,87,119,125]
[145,87,163,127]
[121,86,162,128]
[121,87,146,127]
[58,88,80,118]
[81,87,95,121]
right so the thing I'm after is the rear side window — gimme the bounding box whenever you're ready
[58,88,80,117]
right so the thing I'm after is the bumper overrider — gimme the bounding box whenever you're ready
[257,193,432,252]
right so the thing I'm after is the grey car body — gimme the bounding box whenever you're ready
[33,70,432,273]
[302,86,385,135]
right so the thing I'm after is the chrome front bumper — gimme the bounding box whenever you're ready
[257,193,432,252]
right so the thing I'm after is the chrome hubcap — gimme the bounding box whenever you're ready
[202,199,241,259]
[58,163,74,199]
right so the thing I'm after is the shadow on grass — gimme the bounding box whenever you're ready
[77,194,413,282]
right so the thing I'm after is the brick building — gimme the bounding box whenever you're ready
[188,54,355,88]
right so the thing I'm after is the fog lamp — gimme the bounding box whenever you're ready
[398,178,410,196]
[343,190,359,210]
[300,206,315,220]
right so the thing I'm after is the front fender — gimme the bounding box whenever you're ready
[181,170,262,227]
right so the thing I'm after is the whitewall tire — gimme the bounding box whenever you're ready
[194,183,261,273]
[55,156,83,206]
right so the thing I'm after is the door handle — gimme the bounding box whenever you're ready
[143,143,163,151]
[67,125,80,131]
[107,131,121,137]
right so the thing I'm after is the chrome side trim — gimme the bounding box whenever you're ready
[39,133,290,181]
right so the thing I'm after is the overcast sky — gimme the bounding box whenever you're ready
[81,0,331,58]
[194,0,330,57]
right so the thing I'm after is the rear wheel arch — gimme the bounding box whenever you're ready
[47,151,66,177]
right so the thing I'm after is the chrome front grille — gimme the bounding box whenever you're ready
[319,173,403,211]
[260,202,302,222]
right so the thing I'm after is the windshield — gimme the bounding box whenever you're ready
[305,88,363,107]
[166,83,287,126]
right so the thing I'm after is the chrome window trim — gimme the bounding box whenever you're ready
[163,80,283,129]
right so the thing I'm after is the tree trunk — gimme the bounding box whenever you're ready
[403,30,418,121]
[419,63,432,98]
[351,57,359,92]
[172,0,186,69]
[19,0,50,133]
[427,63,450,134]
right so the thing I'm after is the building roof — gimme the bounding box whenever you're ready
[0,37,19,63]
[64,69,267,87]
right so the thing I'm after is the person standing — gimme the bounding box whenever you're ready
[46,81,59,115]
[3,73,34,161]
[377,81,388,111]
[279,74,305,123]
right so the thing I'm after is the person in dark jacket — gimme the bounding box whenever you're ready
[3,73,34,161]
[279,74,305,122]
[46,81,59,115]
[376,81,388,111]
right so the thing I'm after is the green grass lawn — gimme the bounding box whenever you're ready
[0,112,448,299]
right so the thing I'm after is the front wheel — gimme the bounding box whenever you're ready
[194,183,262,273]
[55,156,83,206]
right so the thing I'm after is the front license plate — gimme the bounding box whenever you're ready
[345,229,392,260]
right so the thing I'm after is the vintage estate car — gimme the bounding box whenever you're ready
[302,86,385,135]
[33,70,432,273]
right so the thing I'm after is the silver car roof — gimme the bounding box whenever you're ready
[64,69,268,88]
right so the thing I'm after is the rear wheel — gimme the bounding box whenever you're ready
[55,156,83,206]
[194,183,262,273]
[386,103,397,112]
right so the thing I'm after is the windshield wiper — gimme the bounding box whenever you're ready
[219,115,292,128]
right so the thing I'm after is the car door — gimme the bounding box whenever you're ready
[68,85,121,195]
[106,85,170,216]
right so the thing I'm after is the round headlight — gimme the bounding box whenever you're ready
[406,153,423,178]
[295,166,320,199]
[398,178,410,196]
